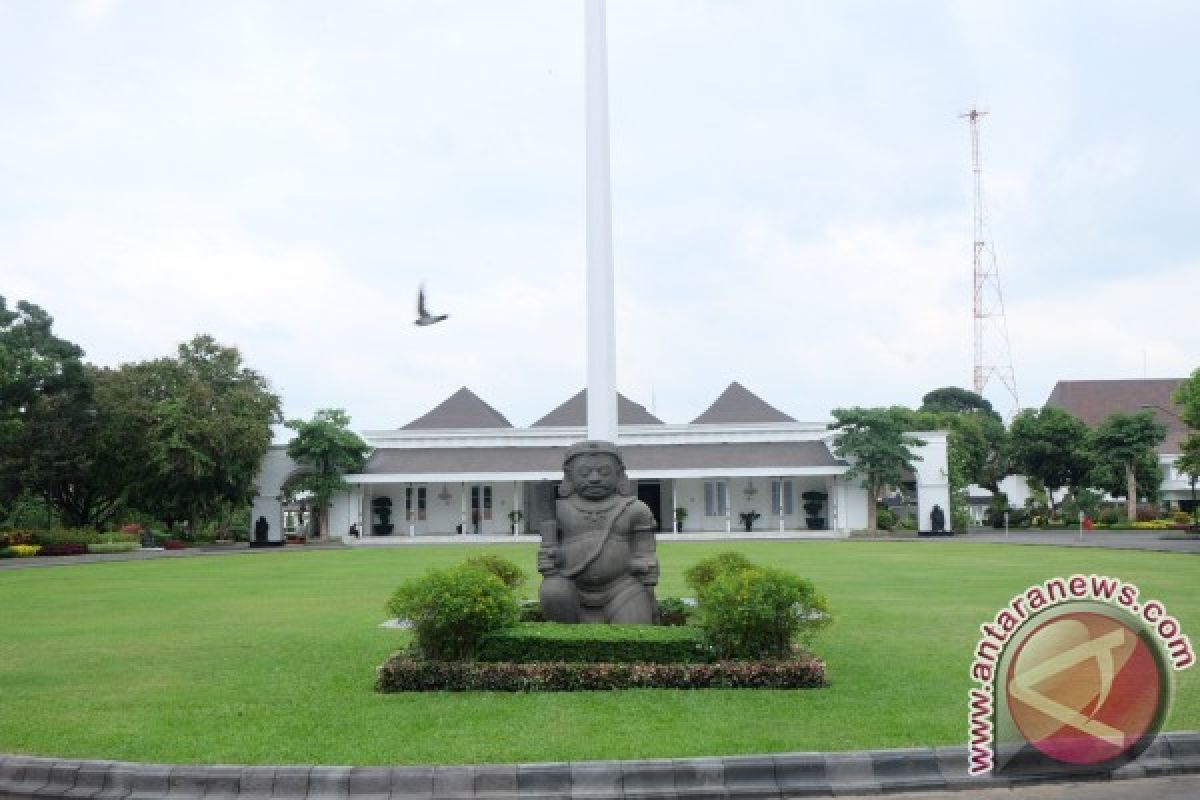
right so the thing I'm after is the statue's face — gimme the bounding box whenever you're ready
[568,452,621,500]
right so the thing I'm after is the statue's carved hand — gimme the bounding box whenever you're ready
[630,555,659,585]
[537,546,561,575]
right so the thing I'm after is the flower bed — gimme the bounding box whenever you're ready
[38,543,88,557]
[376,655,825,692]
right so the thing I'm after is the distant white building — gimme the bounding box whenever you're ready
[966,378,1195,524]
[1045,379,1193,511]
[252,382,951,542]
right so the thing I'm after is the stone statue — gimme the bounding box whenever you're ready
[930,504,946,533]
[537,440,659,624]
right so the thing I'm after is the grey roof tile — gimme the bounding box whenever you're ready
[691,382,796,424]
[401,387,512,430]
[1045,379,1187,453]
[531,389,663,427]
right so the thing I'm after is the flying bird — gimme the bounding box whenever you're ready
[414,285,449,327]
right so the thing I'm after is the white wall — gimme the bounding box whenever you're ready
[250,446,302,543]
[833,477,870,531]
[669,476,841,532]
[350,481,526,539]
[911,432,952,532]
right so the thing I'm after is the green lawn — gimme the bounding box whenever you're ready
[0,542,1197,765]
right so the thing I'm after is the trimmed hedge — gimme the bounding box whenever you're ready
[87,542,140,554]
[376,655,826,692]
[477,623,712,664]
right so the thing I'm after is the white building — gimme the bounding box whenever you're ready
[965,378,1196,525]
[252,382,951,543]
[1045,379,1194,511]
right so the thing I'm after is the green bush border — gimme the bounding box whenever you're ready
[87,542,140,554]
[477,623,712,664]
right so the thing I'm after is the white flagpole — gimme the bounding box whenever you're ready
[585,0,618,443]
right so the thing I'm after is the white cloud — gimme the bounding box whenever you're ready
[2,1,1199,435]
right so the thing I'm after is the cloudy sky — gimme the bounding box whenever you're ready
[4,1,1198,433]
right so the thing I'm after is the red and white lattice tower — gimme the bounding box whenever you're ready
[961,108,1019,416]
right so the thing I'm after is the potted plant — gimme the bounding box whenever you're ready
[508,509,524,535]
[371,497,394,536]
[738,510,761,533]
[802,491,827,530]
[674,506,688,532]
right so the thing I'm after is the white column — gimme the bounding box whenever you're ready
[460,482,467,535]
[513,484,520,536]
[407,484,415,537]
[725,480,732,533]
[779,478,785,532]
[672,481,678,533]
[585,0,618,443]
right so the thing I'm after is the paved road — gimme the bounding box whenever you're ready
[955,528,1200,553]
[840,773,1200,799]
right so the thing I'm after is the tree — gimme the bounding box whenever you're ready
[285,409,369,539]
[104,336,282,534]
[920,387,1001,421]
[1088,411,1167,520]
[1089,450,1162,507]
[0,297,87,504]
[828,407,925,531]
[1176,434,1200,524]
[1007,407,1093,512]
[11,366,131,528]
[1174,367,1200,430]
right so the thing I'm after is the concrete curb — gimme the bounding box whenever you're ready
[4,733,1200,799]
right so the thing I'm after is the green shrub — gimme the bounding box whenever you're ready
[375,656,826,692]
[1098,508,1121,526]
[463,554,526,588]
[87,542,140,554]
[695,566,830,660]
[9,544,41,557]
[657,596,693,626]
[0,530,34,547]
[96,532,139,545]
[875,508,896,531]
[477,623,711,664]
[386,563,520,661]
[683,552,753,593]
[519,600,545,622]
[29,528,102,547]
[1136,504,1160,523]
[1172,510,1193,525]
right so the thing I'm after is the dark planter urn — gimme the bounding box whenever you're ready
[372,523,394,536]
[806,517,825,530]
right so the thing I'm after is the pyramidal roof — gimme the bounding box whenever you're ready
[531,389,664,427]
[401,387,513,430]
[690,381,796,424]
